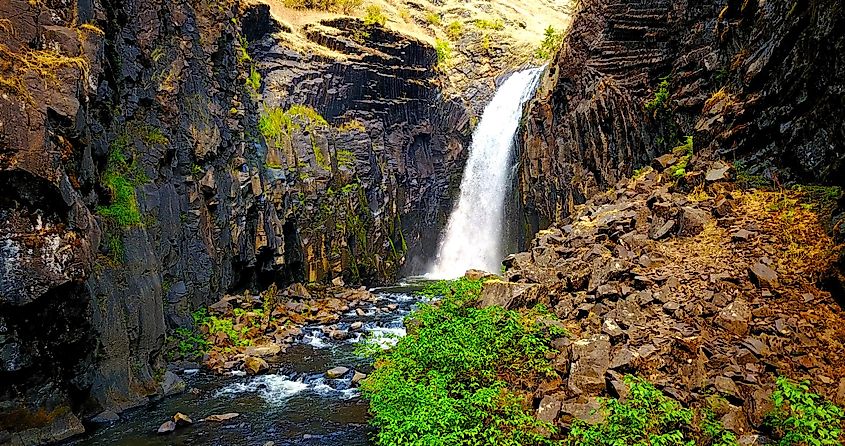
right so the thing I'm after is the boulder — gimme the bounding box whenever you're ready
[679,207,710,236]
[465,269,497,281]
[243,357,269,375]
[286,283,311,299]
[559,397,604,425]
[202,413,240,422]
[352,371,367,385]
[326,366,350,379]
[479,281,546,310]
[161,371,186,396]
[716,299,752,336]
[568,335,611,395]
[157,420,176,434]
[244,343,282,357]
[749,263,779,288]
[536,393,563,423]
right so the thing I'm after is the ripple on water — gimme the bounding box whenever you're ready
[215,374,309,404]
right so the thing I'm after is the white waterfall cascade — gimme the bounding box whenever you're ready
[426,67,544,279]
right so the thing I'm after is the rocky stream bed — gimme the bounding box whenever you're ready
[63,284,425,446]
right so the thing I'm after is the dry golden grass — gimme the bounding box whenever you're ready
[0,43,88,103]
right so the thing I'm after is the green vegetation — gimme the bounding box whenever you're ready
[766,377,844,446]
[336,149,355,167]
[282,0,362,13]
[98,136,148,228]
[364,5,387,27]
[259,104,328,144]
[567,375,737,446]
[669,136,694,178]
[141,126,168,146]
[359,278,564,445]
[645,78,670,113]
[246,65,261,92]
[435,38,452,67]
[446,20,464,39]
[536,25,563,59]
[425,11,441,26]
[473,18,505,31]
[733,160,771,190]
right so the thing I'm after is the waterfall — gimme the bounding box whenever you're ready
[427,67,544,279]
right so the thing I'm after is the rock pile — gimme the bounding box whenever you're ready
[494,156,845,440]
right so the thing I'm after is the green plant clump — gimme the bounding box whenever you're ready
[536,25,563,59]
[473,18,504,31]
[246,65,261,92]
[669,136,694,179]
[567,375,738,446]
[425,11,441,26]
[645,78,670,113]
[446,20,464,39]
[259,104,328,144]
[364,5,387,27]
[359,278,563,446]
[435,38,452,67]
[97,137,148,228]
[766,377,844,446]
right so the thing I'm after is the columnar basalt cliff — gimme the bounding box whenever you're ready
[519,0,845,229]
[0,0,486,441]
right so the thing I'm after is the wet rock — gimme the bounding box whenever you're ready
[245,344,282,357]
[202,413,240,422]
[174,413,193,426]
[244,357,270,375]
[568,335,611,395]
[161,371,186,396]
[352,371,367,385]
[716,299,752,336]
[749,263,779,288]
[157,420,177,434]
[465,269,496,281]
[90,410,120,424]
[326,366,350,379]
[6,410,86,444]
[350,321,363,330]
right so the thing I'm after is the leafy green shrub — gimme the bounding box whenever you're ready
[536,25,563,59]
[364,5,387,27]
[766,377,844,446]
[360,278,561,445]
[435,38,452,67]
[567,376,738,446]
[645,78,670,113]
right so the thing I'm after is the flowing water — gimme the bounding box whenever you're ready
[65,285,426,446]
[426,67,544,279]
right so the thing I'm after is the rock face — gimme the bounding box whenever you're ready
[0,0,490,441]
[519,0,845,228]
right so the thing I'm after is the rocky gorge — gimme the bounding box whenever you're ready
[1,0,845,444]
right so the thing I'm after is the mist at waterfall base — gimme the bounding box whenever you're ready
[426,67,544,279]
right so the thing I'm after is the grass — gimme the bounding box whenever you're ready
[97,136,148,228]
[246,66,261,92]
[446,20,464,39]
[364,5,387,27]
[435,38,452,67]
[0,43,88,104]
[282,0,361,13]
[359,278,564,445]
[259,104,328,144]
[766,377,844,446]
[473,18,505,31]
[425,11,441,26]
[669,136,694,178]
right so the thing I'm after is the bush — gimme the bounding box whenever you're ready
[425,11,441,26]
[645,78,670,113]
[473,18,504,31]
[359,278,562,445]
[567,376,738,446]
[766,377,844,446]
[535,25,563,59]
[435,38,452,67]
[259,104,327,144]
[364,5,387,27]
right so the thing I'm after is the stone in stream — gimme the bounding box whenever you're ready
[174,412,193,426]
[202,413,240,422]
[161,371,186,396]
[244,357,270,375]
[157,420,176,435]
[352,371,368,385]
[90,410,120,424]
[327,366,350,379]
[350,321,364,330]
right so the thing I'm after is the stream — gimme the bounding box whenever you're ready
[66,284,425,446]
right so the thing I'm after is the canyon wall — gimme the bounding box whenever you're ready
[0,0,479,442]
[519,0,845,229]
